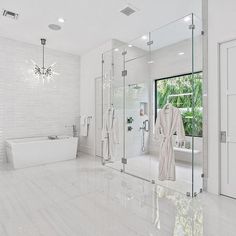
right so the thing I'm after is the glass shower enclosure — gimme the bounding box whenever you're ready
[99,14,203,197]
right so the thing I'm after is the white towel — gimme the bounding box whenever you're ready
[80,116,88,137]
[102,108,119,161]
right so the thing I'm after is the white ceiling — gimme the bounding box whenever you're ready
[0,0,202,55]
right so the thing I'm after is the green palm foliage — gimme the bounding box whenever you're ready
[156,73,203,137]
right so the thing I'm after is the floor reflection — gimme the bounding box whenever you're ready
[0,154,234,236]
[103,162,203,235]
[152,185,203,236]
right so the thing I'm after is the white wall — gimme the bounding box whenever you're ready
[79,40,113,155]
[150,37,202,79]
[207,0,236,194]
[0,37,80,164]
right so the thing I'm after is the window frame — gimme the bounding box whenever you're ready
[154,71,203,137]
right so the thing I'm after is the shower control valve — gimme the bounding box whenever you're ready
[127,126,133,131]
[127,117,134,124]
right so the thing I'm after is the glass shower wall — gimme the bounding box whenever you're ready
[192,14,203,195]
[149,14,194,195]
[123,36,152,181]
[101,14,203,197]
[101,44,126,171]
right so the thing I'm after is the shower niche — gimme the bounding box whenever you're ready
[99,14,203,197]
[140,102,148,116]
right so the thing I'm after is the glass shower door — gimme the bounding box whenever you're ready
[101,46,125,171]
[192,14,204,195]
[122,37,153,182]
[149,15,195,195]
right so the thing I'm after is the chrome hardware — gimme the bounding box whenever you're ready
[189,24,195,30]
[127,126,133,131]
[127,117,134,123]
[122,70,127,76]
[140,120,149,132]
[65,124,77,137]
[220,131,226,143]
[147,40,153,46]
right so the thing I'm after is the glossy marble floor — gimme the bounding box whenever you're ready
[0,153,235,236]
[106,154,202,195]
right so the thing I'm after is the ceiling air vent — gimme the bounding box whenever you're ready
[120,4,138,16]
[2,10,19,20]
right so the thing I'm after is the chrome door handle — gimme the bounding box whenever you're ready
[220,131,226,143]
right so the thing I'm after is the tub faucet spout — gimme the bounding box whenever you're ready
[65,125,77,137]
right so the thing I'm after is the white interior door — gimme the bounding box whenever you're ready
[220,40,236,198]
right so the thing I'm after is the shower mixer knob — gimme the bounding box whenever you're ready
[127,117,134,123]
[128,126,133,131]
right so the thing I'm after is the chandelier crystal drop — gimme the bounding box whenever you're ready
[32,38,58,82]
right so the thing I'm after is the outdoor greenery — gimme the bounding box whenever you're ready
[156,73,203,137]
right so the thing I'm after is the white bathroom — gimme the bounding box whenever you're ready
[1,0,236,235]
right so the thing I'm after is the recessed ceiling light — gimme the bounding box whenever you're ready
[147,60,154,64]
[114,48,119,52]
[141,35,148,40]
[184,16,191,22]
[178,52,185,56]
[128,44,133,48]
[58,18,65,23]
[48,24,61,31]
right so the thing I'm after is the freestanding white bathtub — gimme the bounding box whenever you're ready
[6,136,78,169]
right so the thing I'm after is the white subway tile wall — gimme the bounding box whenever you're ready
[0,37,80,163]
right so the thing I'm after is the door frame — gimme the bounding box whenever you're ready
[219,38,236,197]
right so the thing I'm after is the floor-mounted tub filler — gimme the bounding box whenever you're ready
[6,136,78,169]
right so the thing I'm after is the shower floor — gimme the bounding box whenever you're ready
[106,154,202,195]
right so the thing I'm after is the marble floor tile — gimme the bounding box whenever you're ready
[0,153,235,236]
[106,154,202,195]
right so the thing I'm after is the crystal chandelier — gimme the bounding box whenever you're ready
[32,38,58,82]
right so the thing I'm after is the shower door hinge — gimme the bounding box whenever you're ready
[201,173,204,178]
[147,40,153,46]
[189,24,195,30]
[102,60,104,63]
[122,51,127,56]
[122,158,127,164]
[201,30,204,36]
[122,70,127,76]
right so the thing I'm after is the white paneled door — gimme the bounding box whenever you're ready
[220,40,236,198]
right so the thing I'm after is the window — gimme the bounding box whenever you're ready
[155,72,203,137]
